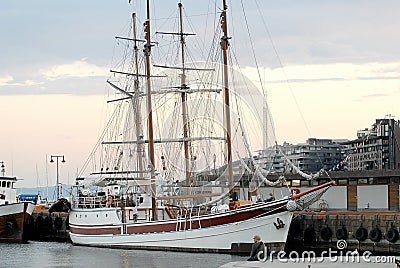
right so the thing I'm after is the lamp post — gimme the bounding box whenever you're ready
[50,155,65,200]
[0,161,5,177]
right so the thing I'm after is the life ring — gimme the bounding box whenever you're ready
[107,196,113,207]
[386,228,399,243]
[369,227,382,242]
[303,226,316,244]
[336,226,348,240]
[355,227,368,241]
[320,226,332,241]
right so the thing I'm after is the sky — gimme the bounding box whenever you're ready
[1,0,399,188]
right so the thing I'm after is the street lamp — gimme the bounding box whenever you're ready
[50,155,66,200]
[0,161,5,177]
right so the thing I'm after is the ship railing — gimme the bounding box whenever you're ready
[74,196,107,209]
[74,195,139,209]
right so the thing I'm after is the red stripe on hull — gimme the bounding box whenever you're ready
[70,226,121,235]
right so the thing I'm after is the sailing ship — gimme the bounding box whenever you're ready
[0,163,35,242]
[69,1,334,252]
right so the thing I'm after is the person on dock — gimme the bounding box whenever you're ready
[247,235,264,261]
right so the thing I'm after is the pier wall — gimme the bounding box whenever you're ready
[286,211,400,254]
[24,210,70,242]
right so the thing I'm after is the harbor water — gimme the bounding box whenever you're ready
[2,241,399,267]
[0,241,243,268]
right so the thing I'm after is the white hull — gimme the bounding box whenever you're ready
[70,209,292,252]
[0,202,35,217]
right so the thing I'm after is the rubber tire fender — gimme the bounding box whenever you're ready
[54,216,63,230]
[386,228,399,243]
[355,227,368,241]
[369,227,382,242]
[303,226,316,244]
[320,226,332,241]
[336,226,348,240]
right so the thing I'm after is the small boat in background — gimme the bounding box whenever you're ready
[0,169,35,242]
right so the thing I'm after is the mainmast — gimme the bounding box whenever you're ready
[178,3,192,186]
[220,0,234,191]
[144,0,158,221]
[132,13,145,179]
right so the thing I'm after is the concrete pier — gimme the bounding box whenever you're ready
[286,211,400,255]
[24,210,70,242]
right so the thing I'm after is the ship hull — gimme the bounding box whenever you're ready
[69,200,292,252]
[0,202,35,243]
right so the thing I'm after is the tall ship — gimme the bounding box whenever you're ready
[69,0,334,252]
[0,163,35,242]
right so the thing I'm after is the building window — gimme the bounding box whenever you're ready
[390,177,399,184]
[349,178,357,185]
[291,180,300,187]
[301,180,310,186]
[377,178,388,184]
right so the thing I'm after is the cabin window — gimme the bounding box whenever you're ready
[338,179,348,185]
[6,182,10,188]
[1,181,5,187]
[390,177,400,184]
[318,179,328,185]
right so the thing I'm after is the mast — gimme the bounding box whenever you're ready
[144,0,158,221]
[178,3,192,186]
[220,0,234,191]
[132,13,145,180]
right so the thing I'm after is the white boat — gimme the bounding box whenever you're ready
[0,172,35,242]
[69,0,334,252]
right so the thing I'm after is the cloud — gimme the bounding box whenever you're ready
[361,93,391,99]
[0,59,108,95]
[0,75,14,86]
[0,75,42,87]
[241,61,400,85]
[40,59,107,81]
